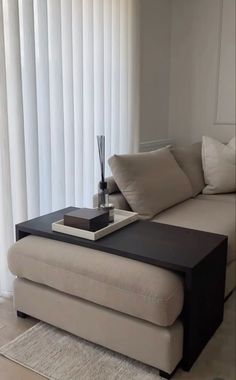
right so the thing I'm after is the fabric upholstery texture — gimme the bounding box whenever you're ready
[202,136,236,194]
[171,143,205,196]
[8,236,184,327]
[108,148,193,219]
[225,260,236,296]
[106,193,131,210]
[106,176,120,194]
[14,278,183,373]
[153,193,236,263]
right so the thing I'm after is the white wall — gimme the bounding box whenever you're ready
[169,0,235,145]
[139,0,171,145]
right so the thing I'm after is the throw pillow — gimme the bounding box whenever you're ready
[108,147,193,219]
[171,143,205,196]
[202,136,236,194]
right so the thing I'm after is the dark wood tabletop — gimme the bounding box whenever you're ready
[16,206,226,274]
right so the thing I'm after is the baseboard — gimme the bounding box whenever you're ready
[139,138,175,152]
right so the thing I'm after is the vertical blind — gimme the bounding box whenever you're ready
[0,0,140,295]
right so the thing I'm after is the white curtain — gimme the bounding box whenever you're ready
[0,0,140,295]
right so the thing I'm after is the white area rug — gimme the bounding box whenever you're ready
[0,322,159,380]
[0,292,235,380]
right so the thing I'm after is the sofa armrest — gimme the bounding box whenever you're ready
[105,176,120,194]
[93,192,131,211]
[93,176,131,210]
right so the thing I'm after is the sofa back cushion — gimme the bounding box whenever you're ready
[202,136,236,194]
[171,143,205,196]
[108,148,193,219]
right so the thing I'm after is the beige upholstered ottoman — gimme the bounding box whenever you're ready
[8,235,184,376]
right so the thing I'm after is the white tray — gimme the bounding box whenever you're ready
[52,209,139,241]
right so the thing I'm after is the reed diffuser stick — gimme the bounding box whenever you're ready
[97,135,105,183]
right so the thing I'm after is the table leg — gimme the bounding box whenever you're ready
[181,240,227,370]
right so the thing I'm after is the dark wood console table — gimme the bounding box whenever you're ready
[16,207,227,378]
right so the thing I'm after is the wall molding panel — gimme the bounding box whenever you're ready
[139,138,175,152]
[214,0,235,125]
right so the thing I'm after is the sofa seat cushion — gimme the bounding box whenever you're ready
[8,236,184,327]
[153,194,236,263]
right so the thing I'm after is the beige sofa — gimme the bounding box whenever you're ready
[95,143,236,296]
[8,143,235,379]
